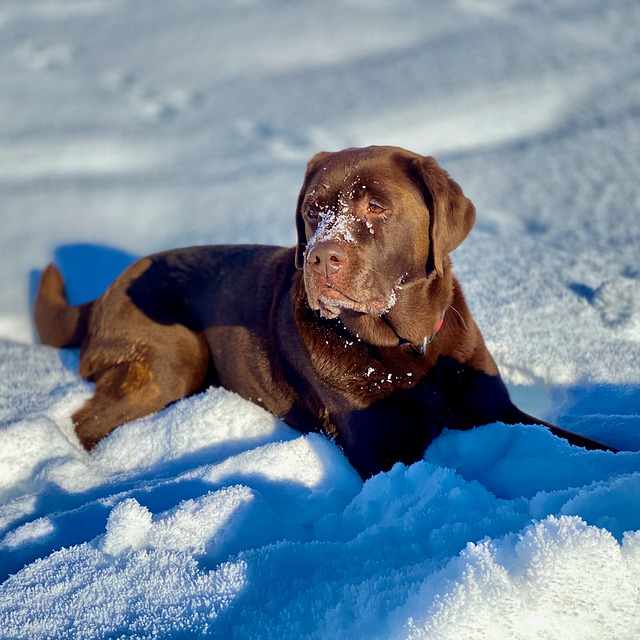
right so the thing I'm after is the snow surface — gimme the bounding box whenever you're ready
[1,0,640,638]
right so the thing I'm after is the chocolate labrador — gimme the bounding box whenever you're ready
[34,146,614,478]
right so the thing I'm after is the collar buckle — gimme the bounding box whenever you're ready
[416,310,446,355]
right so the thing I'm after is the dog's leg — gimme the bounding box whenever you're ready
[73,361,165,448]
[73,331,209,450]
[507,408,618,453]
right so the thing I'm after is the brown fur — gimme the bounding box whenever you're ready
[34,146,615,478]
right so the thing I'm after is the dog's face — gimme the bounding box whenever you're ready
[295,146,475,325]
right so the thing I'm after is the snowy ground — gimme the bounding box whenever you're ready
[1,0,640,638]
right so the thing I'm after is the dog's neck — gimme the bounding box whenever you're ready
[337,268,453,352]
[395,309,446,355]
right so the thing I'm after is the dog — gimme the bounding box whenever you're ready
[34,146,614,478]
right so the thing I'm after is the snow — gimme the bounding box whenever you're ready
[1,0,640,637]
[307,212,359,248]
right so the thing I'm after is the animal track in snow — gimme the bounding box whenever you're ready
[570,275,640,330]
[234,119,335,161]
[101,71,204,123]
[13,41,74,71]
[592,278,640,329]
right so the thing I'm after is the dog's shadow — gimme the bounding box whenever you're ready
[28,243,139,344]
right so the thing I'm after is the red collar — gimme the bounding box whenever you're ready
[417,310,446,355]
[395,310,445,355]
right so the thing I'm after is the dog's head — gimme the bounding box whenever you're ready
[295,146,475,342]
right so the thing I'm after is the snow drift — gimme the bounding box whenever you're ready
[1,0,639,638]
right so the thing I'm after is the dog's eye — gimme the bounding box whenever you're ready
[368,202,385,214]
[306,209,319,220]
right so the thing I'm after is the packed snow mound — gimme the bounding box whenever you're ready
[405,517,640,640]
[1,340,639,639]
[2,0,640,637]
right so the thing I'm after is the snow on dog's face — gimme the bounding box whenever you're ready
[294,146,475,325]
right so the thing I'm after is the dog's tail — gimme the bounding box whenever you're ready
[34,264,93,348]
[514,408,618,453]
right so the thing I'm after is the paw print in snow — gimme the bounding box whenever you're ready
[592,277,640,329]
[102,71,203,124]
[13,41,73,71]
[570,273,640,331]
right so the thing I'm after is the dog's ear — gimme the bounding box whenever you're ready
[295,152,332,270]
[411,155,476,277]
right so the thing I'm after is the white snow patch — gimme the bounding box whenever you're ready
[101,498,152,556]
[1,0,640,637]
[306,210,358,251]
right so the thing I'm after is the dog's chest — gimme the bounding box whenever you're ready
[305,323,437,409]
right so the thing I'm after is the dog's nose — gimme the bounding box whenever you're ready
[306,242,348,277]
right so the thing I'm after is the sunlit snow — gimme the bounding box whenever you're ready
[1,1,640,638]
